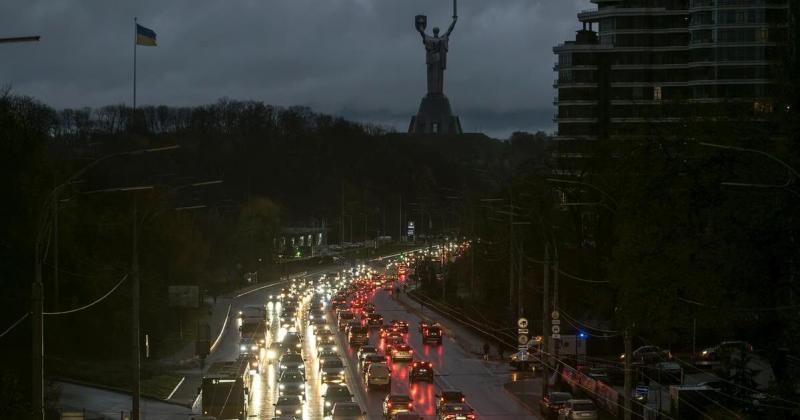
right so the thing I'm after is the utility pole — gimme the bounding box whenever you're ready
[623,328,632,420]
[541,243,550,397]
[508,195,514,309]
[131,199,141,420]
[552,241,560,364]
[469,211,475,299]
[340,188,345,247]
[53,196,59,312]
[32,234,44,420]
[517,241,523,318]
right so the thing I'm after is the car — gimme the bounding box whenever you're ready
[558,399,597,420]
[239,337,261,356]
[348,325,370,347]
[620,345,672,364]
[390,344,414,362]
[390,320,409,333]
[383,394,413,419]
[273,395,303,417]
[538,391,573,419]
[320,356,346,384]
[318,349,339,361]
[365,362,391,390]
[384,336,405,353]
[238,305,267,321]
[318,344,339,358]
[357,345,379,361]
[366,313,384,327]
[344,320,361,334]
[409,361,434,382]
[696,341,754,365]
[509,350,540,371]
[278,353,305,375]
[331,401,366,420]
[435,391,465,414]
[278,370,306,399]
[338,310,356,330]
[281,332,303,351]
[422,324,443,345]
[437,403,475,420]
[308,316,327,330]
[379,324,396,337]
[316,329,336,346]
[361,353,387,374]
[322,383,354,416]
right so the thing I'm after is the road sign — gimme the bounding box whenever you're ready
[518,318,529,328]
[551,311,560,320]
[518,328,529,334]
[518,335,529,345]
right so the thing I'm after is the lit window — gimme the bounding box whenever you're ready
[653,86,662,101]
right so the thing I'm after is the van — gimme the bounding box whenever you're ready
[365,362,391,390]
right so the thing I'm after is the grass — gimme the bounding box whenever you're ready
[47,356,182,400]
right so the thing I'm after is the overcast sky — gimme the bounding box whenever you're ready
[1,0,590,139]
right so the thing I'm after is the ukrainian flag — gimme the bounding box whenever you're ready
[136,24,157,46]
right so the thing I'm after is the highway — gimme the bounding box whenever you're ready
[193,262,537,419]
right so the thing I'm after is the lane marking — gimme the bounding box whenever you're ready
[166,376,185,400]
[209,304,231,353]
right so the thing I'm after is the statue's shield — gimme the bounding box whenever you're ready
[415,15,427,32]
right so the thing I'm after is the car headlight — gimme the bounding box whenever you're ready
[295,409,302,414]
[267,350,277,359]
[251,345,258,351]
[240,345,247,351]
[701,350,708,356]
[300,383,305,389]
[279,384,285,390]
[332,346,337,351]
[325,401,331,407]
[275,409,282,415]
[281,365,287,369]
[296,343,301,348]
[340,370,345,375]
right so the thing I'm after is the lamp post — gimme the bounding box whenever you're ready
[32,145,178,419]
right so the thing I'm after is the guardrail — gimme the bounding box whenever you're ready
[406,290,517,350]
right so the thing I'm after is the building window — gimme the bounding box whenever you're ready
[654,86,663,101]
[432,123,439,133]
[753,101,773,113]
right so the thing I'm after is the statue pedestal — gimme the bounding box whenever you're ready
[408,93,462,135]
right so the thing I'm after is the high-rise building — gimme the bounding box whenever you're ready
[553,0,791,143]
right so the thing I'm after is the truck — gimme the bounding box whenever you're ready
[201,358,252,420]
[239,319,267,347]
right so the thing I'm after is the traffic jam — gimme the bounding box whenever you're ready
[201,251,482,420]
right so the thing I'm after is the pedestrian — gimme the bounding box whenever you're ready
[483,342,490,361]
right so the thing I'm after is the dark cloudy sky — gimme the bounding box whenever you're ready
[1,0,590,138]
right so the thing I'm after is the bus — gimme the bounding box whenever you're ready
[201,357,252,420]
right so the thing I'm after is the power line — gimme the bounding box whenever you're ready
[0,313,29,340]
[678,296,800,312]
[43,275,128,315]
[560,309,621,334]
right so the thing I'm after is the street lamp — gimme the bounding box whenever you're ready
[32,145,179,420]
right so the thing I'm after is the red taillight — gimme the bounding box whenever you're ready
[461,397,465,402]
[387,402,392,407]
[408,403,413,409]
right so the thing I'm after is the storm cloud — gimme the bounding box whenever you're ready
[1,0,590,138]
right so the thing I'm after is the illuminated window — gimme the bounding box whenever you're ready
[753,101,773,113]
[653,86,662,101]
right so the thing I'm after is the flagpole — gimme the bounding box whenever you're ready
[133,17,137,114]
